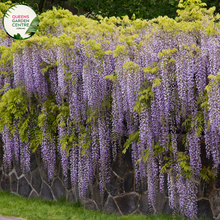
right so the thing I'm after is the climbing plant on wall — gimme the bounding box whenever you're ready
[0,0,220,218]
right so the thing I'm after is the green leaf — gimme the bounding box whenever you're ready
[122,131,139,154]
[104,74,117,82]
[154,143,164,156]
[30,16,40,26]
[161,161,170,174]
[13,33,23,40]
[25,26,38,34]
[152,77,162,88]
[25,16,39,35]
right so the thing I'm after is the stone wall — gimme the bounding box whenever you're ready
[0,144,220,220]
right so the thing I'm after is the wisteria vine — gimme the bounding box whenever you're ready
[0,0,220,218]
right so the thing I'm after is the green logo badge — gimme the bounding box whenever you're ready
[2,4,39,40]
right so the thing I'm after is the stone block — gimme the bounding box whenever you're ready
[162,200,173,215]
[29,190,39,198]
[74,185,80,202]
[92,184,108,210]
[197,199,213,219]
[59,163,64,182]
[104,196,120,215]
[0,168,2,178]
[34,148,42,168]
[18,177,32,197]
[124,171,134,192]
[1,175,10,191]
[139,192,149,215]
[112,154,128,178]
[59,166,71,190]
[83,199,98,210]
[32,168,42,194]
[40,181,54,200]
[136,180,148,194]
[210,190,220,218]
[25,171,32,183]
[132,210,141,215]
[52,178,66,200]
[30,153,38,171]
[10,173,17,193]
[67,190,77,203]
[106,171,123,196]
[155,191,167,213]
[198,179,213,199]
[14,161,22,177]
[66,171,72,190]
[40,163,48,183]
[163,173,168,197]
[215,167,220,189]
[115,193,139,215]
[84,187,91,199]
[124,150,133,170]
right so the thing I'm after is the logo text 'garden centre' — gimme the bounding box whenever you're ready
[12,15,30,28]
[2,4,39,40]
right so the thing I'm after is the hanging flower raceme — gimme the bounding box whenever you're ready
[40,105,56,181]
[32,46,49,100]
[22,47,35,96]
[2,126,13,169]
[58,116,69,182]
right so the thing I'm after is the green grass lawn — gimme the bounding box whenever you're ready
[0,190,211,220]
